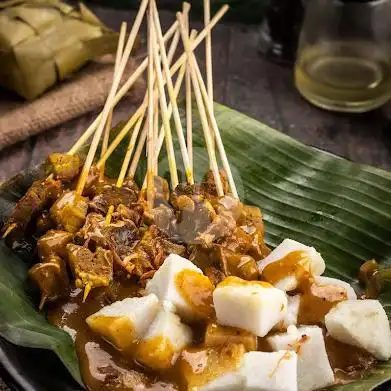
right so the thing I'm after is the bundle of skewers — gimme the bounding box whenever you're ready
[1,0,270,309]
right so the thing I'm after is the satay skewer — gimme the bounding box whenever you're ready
[115,28,181,188]
[185,14,193,172]
[152,0,193,186]
[178,21,239,199]
[177,20,224,196]
[76,0,149,196]
[100,22,127,181]
[95,4,229,169]
[68,19,179,156]
[146,2,156,210]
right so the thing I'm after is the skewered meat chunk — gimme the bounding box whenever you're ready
[89,183,139,215]
[2,177,62,236]
[75,213,106,247]
[35,210,55,235]
[66,244,113,295]
[116,225,184,278]
[113,203,144,226]
[37,230,73,260]
[50,191,88,233]
[28,255,70,309]
[45,153,81,182]
[218,248,259,281]
[201,169,230,197]
[152,204,176,235]
[105,219,139,258]
[196,212,236,248]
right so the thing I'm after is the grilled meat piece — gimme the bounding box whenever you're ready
[46,153,81,182]
[117,225,185,278]
[35,210,55,235]
[196,211,236,248]
[28,255,70,309]
[2,177,62,236]
[37,229,73,260]
[50,191,88,233]
[152,204,175,235]
[175,199,216,245]
[66,243,113,294]
[76,213,140,256]
[113,204,144,227]
[89,183,139,214]
[201,169,229,197]
[105,219,139,259]
[218,248,259,280]
[75,213,106,247]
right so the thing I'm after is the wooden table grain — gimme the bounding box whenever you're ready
[1,5,391,391]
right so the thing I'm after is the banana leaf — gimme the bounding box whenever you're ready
[0,0,119,100]
[2,103,391,390]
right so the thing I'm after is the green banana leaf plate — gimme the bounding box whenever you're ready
[1,103,391,391]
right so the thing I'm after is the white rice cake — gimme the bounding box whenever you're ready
[267,325,334,391]
[258,239,325,291]
[213,276,287,337]
[180,344,246,391]
[325,299,391,360]
[86,294,160,351]
[314,276,357,300]
[145,253,214,320]
[274,295,301,331]
[240,351,298,391]
[135,309,192,370]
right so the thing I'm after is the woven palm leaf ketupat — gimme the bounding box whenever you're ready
[0,0,120,100]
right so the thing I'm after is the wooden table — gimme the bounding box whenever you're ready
[1,5,391,391]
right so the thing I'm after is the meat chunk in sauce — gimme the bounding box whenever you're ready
[37,229,73,260]
[179,344,246,391]
[46,153,81,182]
[66,244,113,298]
[90,183,139,215]
[204,322,257,352]
[50,191,88,233]
[29,255,70,309]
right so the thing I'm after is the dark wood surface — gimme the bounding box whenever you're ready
[1,4,391,391]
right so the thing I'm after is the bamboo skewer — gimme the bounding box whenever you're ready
[100,22,127,181]
[128,52,183,180]
[204,0,214,107]
[185,15,193,172]
[141,59,188,189]
[68,19,179,156]
[177,19,224,197]
[151,16,179,190]
[94,5,229,169]
[179,23,239,199]
[204,0,215,154]
[152,0,193,186]
[76,0,149,196]
[146,2,156,210]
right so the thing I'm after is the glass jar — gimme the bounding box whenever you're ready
[294,0,391,112]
